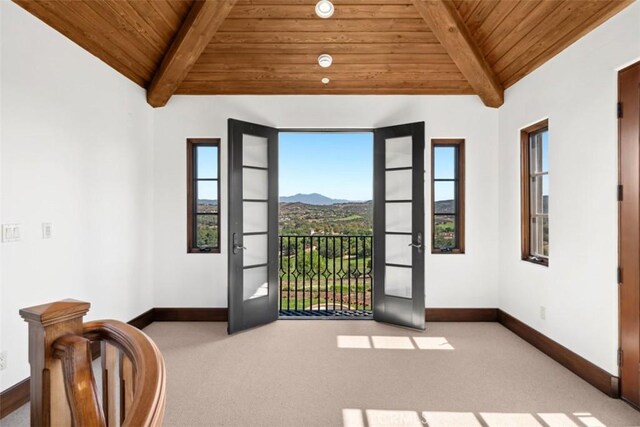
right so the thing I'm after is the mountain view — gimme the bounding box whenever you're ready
[280,193,350,205]
[280,199,372,235]
[278,193,455,238]
[196,194,456,244]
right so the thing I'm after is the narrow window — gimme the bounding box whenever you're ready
[187,139,221,253]
[431,139,465,253]
[521,120,549,265]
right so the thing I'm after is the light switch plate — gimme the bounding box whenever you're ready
[42,223,52,239]
[2,224,20,243]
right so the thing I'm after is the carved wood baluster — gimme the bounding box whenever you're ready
[101,342,118,427]
[20,299,91,427]
[53,335,105,426]
[119,353,134,423]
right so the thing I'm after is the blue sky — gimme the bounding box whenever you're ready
[280,132,373,201]
[433,147,456,202]
[196,146,219,200]
[198,132,505,202]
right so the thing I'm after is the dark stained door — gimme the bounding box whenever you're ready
[228,119,279,334]
[373,122,426,330]
[619,61,640,405]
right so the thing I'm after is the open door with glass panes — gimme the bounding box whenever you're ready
[373,122,425,330]
[228,119,279,334]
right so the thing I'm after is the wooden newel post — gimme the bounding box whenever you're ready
[20,299,91,427]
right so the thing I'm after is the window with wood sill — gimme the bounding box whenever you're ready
[431,139,465,254]
[187,139,221,253]
[521,120,549,266]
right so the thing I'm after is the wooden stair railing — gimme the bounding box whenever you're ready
[20,300,166,427]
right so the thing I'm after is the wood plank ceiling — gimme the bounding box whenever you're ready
[13,0,634,107]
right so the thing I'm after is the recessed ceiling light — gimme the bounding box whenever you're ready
[321,77,330,84]
[318,54,333,68]
[315,0,335,18]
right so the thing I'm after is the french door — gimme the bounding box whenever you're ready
[227,119,425,332]
[228,119,279,334]
[373,122,426,330]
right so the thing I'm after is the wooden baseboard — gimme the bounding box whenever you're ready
[497,309,619,398]
[154,307,228,322]
[426,308,498,322]
[0,378,30,419]
[128,308,156,330]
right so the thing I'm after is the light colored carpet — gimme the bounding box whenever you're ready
[3,321,639,426]
[147,321,638,427]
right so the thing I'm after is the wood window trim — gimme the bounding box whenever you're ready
[520,120,549,267]
[431,139,465,254]
[187,138,221,254]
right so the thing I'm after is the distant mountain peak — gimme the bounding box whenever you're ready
[280,193,350,205]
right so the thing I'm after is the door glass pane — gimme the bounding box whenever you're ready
[385,265,412,298]
[386,234,412,266]
[243,168,268,200]
[385,136,412,169]
[197,181,218,213]
[385,169,412,201]
[244,266,269,300]
[433,146,455,179]
[434,216,456,250]
[197,214,218,248]
[243,134,268,168]
[386,202,412,233]
[197,146,218,179]
[243,234,268,267]
[434,181,455,214]
[243,201,268,233]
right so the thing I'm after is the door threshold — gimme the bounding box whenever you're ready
[279,310,373,320]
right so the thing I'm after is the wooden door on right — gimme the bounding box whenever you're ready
[619,60,640,406]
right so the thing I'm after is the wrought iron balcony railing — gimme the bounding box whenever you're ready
[279,235,373,316]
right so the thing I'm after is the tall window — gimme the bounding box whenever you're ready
[431,139,465,253]
[187,139,220,253]
[521,120,549,265]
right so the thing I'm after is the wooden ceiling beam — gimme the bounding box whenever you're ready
[412,0,503,107]
[146,0,237,108]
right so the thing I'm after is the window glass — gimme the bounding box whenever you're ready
[189,140,220,252]
[522,123,548,264]
[432,141,464,253]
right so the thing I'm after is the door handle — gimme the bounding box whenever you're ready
[232,233,247,255]
[408,232,423,253]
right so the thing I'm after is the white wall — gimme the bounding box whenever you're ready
[498,1,640,374]
[152,96,500,309]
[0,2,155,390]
[2,0,636,394]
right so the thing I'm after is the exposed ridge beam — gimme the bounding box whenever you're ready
[147,0,237,108]
[412,0,503,108]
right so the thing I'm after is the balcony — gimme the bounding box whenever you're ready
[279,235,372,318]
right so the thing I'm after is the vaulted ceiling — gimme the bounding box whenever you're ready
[13,0,634,107]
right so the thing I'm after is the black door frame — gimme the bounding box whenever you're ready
[228,123,426,331]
